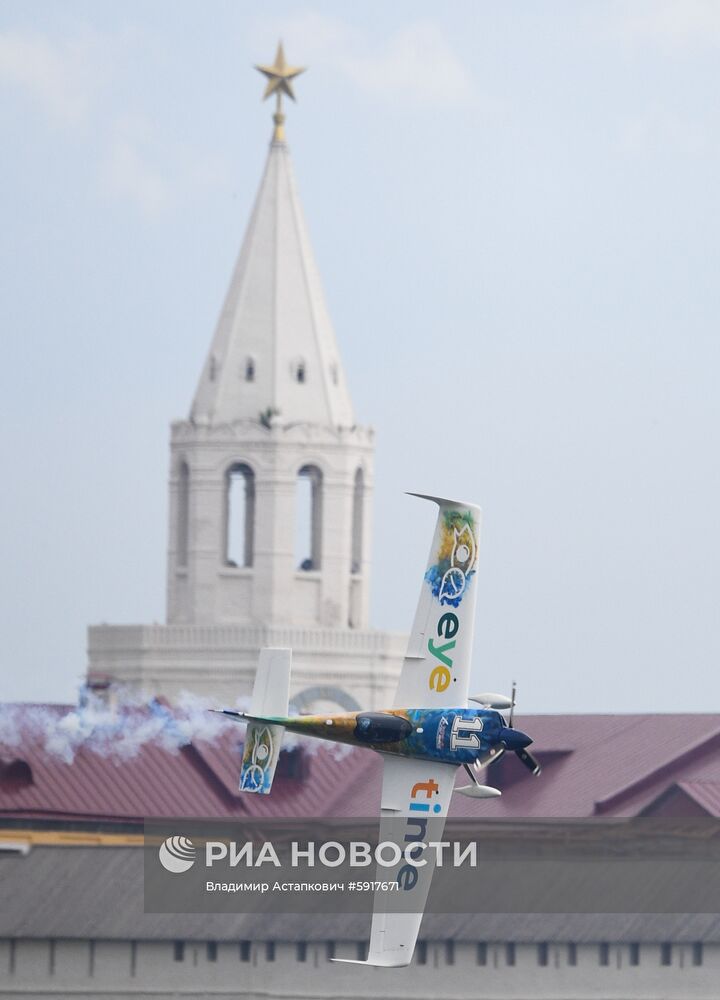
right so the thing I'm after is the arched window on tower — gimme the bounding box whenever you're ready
[295,465,322,571]
[351,467,364,575]
[295,360,306,384]
[177,462,190,568]
[225,464,255,568]
[244,357,255,382]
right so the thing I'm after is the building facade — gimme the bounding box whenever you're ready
[2,920,718,1000]
[3,711,720,999]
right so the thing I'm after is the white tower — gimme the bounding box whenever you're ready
[87,47,405,709]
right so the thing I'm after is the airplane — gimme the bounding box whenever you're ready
[216,494,541,967]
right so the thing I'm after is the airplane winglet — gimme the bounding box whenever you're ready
[330,957,409,968]
[405,491,480,511]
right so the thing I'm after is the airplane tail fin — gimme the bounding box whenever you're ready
[238,648,291,795]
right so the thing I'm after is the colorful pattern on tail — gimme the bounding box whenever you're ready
[424,508,478,607]
[239,722,284,794]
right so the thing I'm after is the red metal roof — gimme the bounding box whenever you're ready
[671,780,720,816]
[2,706,720,823]
[476,713,720,819]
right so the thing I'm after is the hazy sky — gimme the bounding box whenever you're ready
[2,1,720,711]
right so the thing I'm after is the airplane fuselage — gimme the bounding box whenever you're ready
[232,707,528,767]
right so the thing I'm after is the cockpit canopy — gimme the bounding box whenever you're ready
[353,713,413,744]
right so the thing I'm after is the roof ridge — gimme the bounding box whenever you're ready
[595,723,720,813]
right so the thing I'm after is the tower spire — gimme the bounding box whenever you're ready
[255,42,306,143]
[192,44,353,428]
[88,43,400,713]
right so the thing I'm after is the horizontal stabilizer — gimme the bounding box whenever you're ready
[238,648,291,795]
[239,721,284,794]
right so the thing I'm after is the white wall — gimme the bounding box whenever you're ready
[1,938,718,999]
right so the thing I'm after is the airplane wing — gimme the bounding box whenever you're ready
[332,754,457,967]
[392,494,482,710]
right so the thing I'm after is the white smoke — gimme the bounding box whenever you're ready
[0,688,355,764]
[0,688,228,764]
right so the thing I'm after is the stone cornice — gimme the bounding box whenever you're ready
[170,418,374,447]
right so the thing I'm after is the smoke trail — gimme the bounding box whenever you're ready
[0,689,354,764]
[0,689,227,764]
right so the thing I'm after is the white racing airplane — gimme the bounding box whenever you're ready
[217,494,540,966]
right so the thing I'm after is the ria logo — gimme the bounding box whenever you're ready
[158,836,196,873]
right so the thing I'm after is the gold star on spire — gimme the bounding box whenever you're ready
[255,42,306,143]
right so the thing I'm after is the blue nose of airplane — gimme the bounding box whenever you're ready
[499,726,532,750]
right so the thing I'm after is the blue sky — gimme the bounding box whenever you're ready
[2,1,720,710]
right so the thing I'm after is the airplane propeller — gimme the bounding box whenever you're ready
[515,746,541,775]
[458,682,541,796]
[471,682,541,775]
[504,680,541,776]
